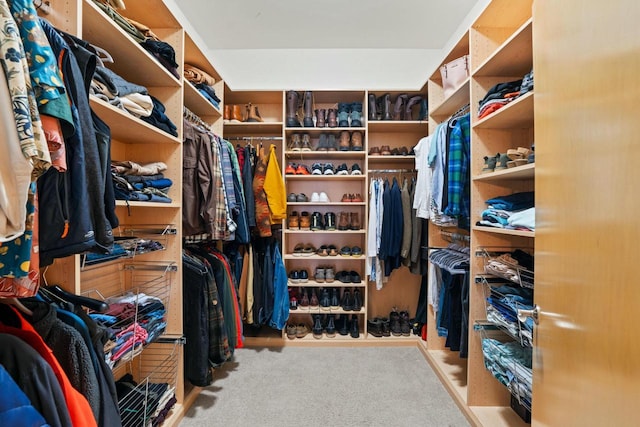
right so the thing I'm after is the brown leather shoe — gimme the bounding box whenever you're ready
[288,133,302,151]
[351,193,363,203]
[350,212,360,230]
[368,146,381,156]
[245,103,264,122]
[301,133,312,151]
[224,104,231,121]
[338,212,350,230]
[341,193,352,202]
[327,109,338,128]
[288,211,300,229]
[299,211,311,230]
[232,104,244,122]
[339,131,351,151]
[351,131,363,151]
[380,145,392,155]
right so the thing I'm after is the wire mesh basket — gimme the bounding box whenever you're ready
[477,247,534,289]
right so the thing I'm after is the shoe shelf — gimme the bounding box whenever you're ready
[367,121,429,133]
[284,230,366,234]
[288,280,366,288]
[472,19,533,78]
[430,77,472,120]
[284,127,366,134]
[472,225,535,238]
[473,163,534,182]
[82,0,181,88]
[284,254,365,261]
[366,334,418,342]
[285,175,366,181]
[183,81,222,118]
[284,151,366,159]
[290,307,366,315]
[287,202,367,207]
[473,92,534,130]
[223,121,284,136]
[90,97,182,145]
[288,334,367,343]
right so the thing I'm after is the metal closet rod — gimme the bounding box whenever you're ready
[369,168,416,173]
[226,136,283,141]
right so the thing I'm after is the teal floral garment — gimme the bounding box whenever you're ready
[0,0,50,178]
[9,0,66,106]
[0,182,35,280]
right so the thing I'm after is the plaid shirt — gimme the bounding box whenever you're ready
[444,113,470,226]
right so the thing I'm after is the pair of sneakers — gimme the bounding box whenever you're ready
[287,193,309,202]
[335,163,362,175]
[310,192,330,202]
[311,162,335,175]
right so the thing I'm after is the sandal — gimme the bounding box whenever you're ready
[328,245,339,256]
[317,245,329,256]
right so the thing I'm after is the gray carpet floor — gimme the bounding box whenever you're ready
[180,346,470,427]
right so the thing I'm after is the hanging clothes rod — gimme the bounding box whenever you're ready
[226,136,283,141]
[369,168,416,173]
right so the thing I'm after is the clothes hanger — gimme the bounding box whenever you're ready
[0,297,34,316]
[42,285,109,313]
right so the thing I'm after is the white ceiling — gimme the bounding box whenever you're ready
[164,0,485,90]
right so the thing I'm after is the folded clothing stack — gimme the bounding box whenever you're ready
[477,191,535,231]
[111,161,173,203]
[184,64,220,108]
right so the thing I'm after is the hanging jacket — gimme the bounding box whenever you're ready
[269,240,289,330]
[0,363,50,427]
[0,334,71,427]
[263,144,287,221]
[0,305,97,427]
[38,19,110,265]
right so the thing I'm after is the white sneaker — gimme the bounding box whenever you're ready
[311,192,321,202]
[318,192,330,203]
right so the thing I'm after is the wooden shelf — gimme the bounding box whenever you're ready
[90,97,181,144]
[367,120,429,133]
[289,307,366,315]
[285,230,366,234]
[473,163,534,181]
[82,0,181,88]
[472,225,535,238]
[285,175,365,181]
[183,81,221,118]
[287,202,366,207]
[285,151,366,159]
[473,20,533,77]
[288,280,366,288]
[284,254,366,261]
[116,200,180,208]
[223,121,283,136]
[284,127,366,134]
[430,78,471,119]
[473,92,534,129]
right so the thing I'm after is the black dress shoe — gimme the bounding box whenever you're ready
[341,289,354,311]
[352,288,362,312]
[330,288,340,309]
[312,315,323,339]
[320,288,331,311]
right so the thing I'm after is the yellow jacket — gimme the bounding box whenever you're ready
[263,144,287,221]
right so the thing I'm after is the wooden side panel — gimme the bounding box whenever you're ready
[533,1,640,425]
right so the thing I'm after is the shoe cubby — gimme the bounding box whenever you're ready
[223,89,283,136]
[284,90,367,130]
[367,90,428,123]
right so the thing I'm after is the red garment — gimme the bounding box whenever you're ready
[478,102,506,119]
[0,305,97,427]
